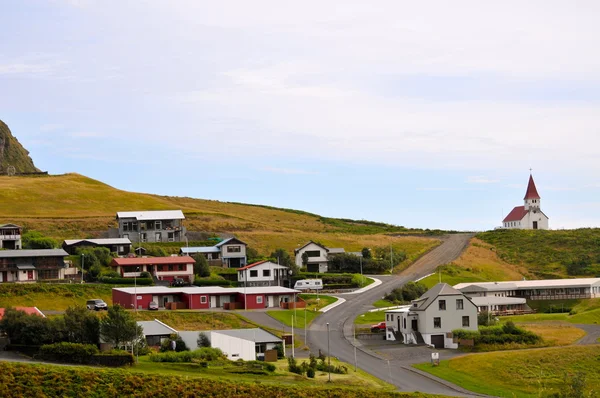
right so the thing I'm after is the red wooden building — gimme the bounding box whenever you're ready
[110,256,195,283]
[112,286,301,310]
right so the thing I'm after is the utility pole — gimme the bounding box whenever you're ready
[80,254,85,284]
[327,322,331,382]
[390,244,393,274]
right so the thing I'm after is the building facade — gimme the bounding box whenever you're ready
[385,283,478,349]
[0,249,69,283]
[237,261,291,287]
[180,237,247,268]
[0,224,22,250]
[110,256,195,283]
[62,238,132,255]
[502,174,549,230]
[116,210,186,243]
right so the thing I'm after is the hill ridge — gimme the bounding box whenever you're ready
[0,120,40,174]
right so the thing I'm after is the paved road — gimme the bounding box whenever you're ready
[307,234,483,397]
[574,324,600,345]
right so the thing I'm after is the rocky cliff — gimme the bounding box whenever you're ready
[0,120,40,174]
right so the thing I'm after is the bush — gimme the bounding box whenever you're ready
[160,334,189,352]
[306,367,315,378]
[91,351,134,367]
[287,356,304,375]
[39,342,99,364]
[149,347,225,363]
[384,281,427,303]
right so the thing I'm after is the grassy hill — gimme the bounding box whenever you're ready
[477,229,600,278]
[0,173,439,259]
[0,120,39,173]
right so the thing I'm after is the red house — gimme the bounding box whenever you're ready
[112,286,301,310]
[110,256,195,283]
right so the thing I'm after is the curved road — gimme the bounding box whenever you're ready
[307,234,478,397]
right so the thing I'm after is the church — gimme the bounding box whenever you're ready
[502,174,549,230]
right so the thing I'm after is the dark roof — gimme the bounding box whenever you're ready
[214,237,246,247]
[524,174,541,200]
[294,241,328,254]
[0,224,21,229]
[411,283,464,311]
[63,238,132,246]
[503,206,529,222]
[0,249,68,258]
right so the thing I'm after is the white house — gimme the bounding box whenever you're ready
[181,237,247,268]
[116,210,186,243]
[385,283,478,349]
[294,241,348,273]
[179,328,283,361]
[0,224,22,250]
[237,260,291,287]
[502,174,549,230]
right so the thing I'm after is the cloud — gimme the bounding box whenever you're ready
[0,55,66,77]
[69,131,104,138]
[466,176,500,184]
[260,167,319,175]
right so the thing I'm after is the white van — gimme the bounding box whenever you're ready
[294,279,323,291]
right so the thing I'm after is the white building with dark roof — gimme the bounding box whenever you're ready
[116,210,186,243]
[502,174,549,230]
[180,237,247,268]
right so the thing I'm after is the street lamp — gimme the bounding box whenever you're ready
[326,322,331,382]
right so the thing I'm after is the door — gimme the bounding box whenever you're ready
[430,334,445,349]
[411,319,418,331]
[210,296,217,308]
[533,221,538,230]
[27,271,34,280]
[0,271,6,282]
[268,296,274,308]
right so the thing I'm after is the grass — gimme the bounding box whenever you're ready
[267,295,337,328]
[0,173,441,258]
[354,311,385,325]
[516,322,586,346]
[502,298,600,325]
[414,345,600,397]
[477,228,600,278]
[0,283,115,311]
[373,299,395,308]
[132,311,254,330]
[420,238,530,289]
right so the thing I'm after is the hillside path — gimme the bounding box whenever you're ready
[574,324,600,345]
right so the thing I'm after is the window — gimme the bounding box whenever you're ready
[462,316,470,327]
[155,221,162,230]
[38,269,59,280]
[168,265,173,271]
[456,299,464,310]
[227,246,241,253]
[157,265,163,271]
[178,265,184,271]
[263,270,270,277]
[168,232,174,242]
[433,317,441,328]
[200,296,207,304]
[140,233,147,242]
[403,318,407,329]
[256,296,263,304]
[250,270,258,277]
[305,250,321,258]
[439,300,446,311]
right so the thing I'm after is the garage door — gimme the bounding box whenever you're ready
[430,334,444,349]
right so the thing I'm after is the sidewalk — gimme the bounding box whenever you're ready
[339,277,382,295]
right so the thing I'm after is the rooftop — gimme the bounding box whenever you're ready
[238,260,289,271]
[212,328,282,344]
[64,238,132,246]
[113,285,301,295]
[116,210,185,221]
[0,249,68,258]
[111,256,195,266]
[454,278,600,291]
[180,247,220,254]
[138,319,178,336]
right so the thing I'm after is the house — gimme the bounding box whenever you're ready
[385,283,478,349]
[454,278,600,301]
[502,174,549,230]
[180,328,282,361]
[110,256,195,283]
[237,261,291,287]
[62,238,132,255]
[0,249,69,283]
[180,237,247,268]
[0,307,45,320]
[112,285,301,310]
[138,319,178,346]
[116,210,186,243]
[468,296,530,316]
[0,224,22,250]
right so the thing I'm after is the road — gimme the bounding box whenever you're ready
[307,233,481,397]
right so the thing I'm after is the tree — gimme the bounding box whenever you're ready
[197,332,211,348]
[64,305,100,344]
[0,308,65,346]
[192,254,210,277]
[301,252,309,267]
[100,305,141,348]
[361,248,372,259]
[269,248,292,267]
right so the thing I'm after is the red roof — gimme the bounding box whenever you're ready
[0,307,45,320]
[238,260,268,271]
[503,206,529,222]
[111,256,195,267]
[524,174,540,200]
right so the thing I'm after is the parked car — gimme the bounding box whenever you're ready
[148,301,159,311]
[371,321,386,333]
[86,299,108,311]
[171,278,187,287]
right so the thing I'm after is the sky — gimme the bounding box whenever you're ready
[2,1,600,231]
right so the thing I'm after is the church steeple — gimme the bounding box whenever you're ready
[524,174,541,210]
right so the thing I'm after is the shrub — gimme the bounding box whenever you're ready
[159,334,188,352]
[287,356,304,375]
[197,332,211,348]
[39,342,99,364]
[306,367,315,378]
[149,347,225,363]
[91,350,134,367]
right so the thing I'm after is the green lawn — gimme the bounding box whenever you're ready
[0,283,115,311]
[502,297,600,325]
[267,295,338,328]
[414,345,600,397]
[354,311,384,325]
[373,299,395,308]
[133,311,254,330]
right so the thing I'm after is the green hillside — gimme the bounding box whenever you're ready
[0,120,39,174]
[0,173,439,259]
[477,229,600,278]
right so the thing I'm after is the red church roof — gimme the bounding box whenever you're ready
[503,206,529,222]
[523,174,540,200]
